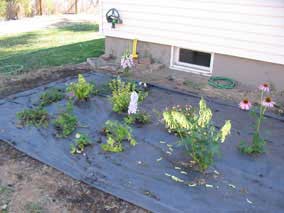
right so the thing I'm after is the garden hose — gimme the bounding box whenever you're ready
[208,76,237,89]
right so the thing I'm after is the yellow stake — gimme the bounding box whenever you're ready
[132,39,138,59]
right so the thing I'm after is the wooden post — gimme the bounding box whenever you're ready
[39,0,42,15]
[75,0,78,14]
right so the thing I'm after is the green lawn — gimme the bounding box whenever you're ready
[0,23,105,74]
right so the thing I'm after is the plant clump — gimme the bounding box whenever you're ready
[70,133,91,154]
[17,107,49,127]
[124,112,151,125]
[163,104,194,136]
[101,120,136,152]
[109,77,148,113]
[238,83,275,154]
[163,98,231,172]
[54,101,77,138]
[39,88,65,107]
[67,74,94,101]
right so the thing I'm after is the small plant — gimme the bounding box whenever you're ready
[70,133,91,154]
[124,112,151,125]
[163,105,194,136]
[238,83,275,154]
[39,88,64,107]
[67,74,94,101]
[120,50,134,73]
[109,77,148,113]
[101,120,136,152]
[17,108,49,127]
[54,101,77,138]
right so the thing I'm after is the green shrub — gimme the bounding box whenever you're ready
[109,78,148,113]
[54,102,77,138]
[70,133,91,154]
[39,88,64,107]
[124,112,151,125]
[17,107,49,127]
[0,1,7,18]
[67,74,94,101]
[163,99,231,172]
[101,120,136,152]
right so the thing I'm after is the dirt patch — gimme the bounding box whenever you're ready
[0,63,92,98]
[0,142,147,213]
[89,56,284,116]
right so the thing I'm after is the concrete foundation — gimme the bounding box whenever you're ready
[105,36,284,90]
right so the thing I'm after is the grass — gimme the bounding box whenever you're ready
[0,23,104,74]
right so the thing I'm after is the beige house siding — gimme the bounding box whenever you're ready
[101,0,284,65]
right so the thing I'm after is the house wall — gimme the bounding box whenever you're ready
[101,0,284,65]
[105,36,284,90]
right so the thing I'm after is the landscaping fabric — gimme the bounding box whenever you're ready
[0,72,283,213]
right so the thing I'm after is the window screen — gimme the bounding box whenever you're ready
[179,49,211,67]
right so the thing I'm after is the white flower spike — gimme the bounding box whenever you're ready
[128,91,139,114]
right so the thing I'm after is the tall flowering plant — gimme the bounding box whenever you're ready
[239,83,275,154]
[121,51,134,73]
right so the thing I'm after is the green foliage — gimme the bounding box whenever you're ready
[239,132,266,154]
[109,78,148,113]
[163,98,231,172]
[163,105,194,136]
[101,120,136,152]
[0,1,7,18]
[17,107,49,127]
[70,133,91,154]
[67,74,94,101]
[39,88,64,107]
[54,102,77,138]
[124,112,151,125]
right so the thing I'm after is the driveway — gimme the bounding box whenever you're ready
[0,14,99,36]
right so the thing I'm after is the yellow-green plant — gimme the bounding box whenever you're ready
[101,120,136,152]
[163,105,193,136]
[70,133,91,154]
[67,74,94,101]
[124,112,151,125]
[163,98,231,171]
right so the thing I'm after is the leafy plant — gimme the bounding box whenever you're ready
[124,112,151,125]
[39,88,64,107]
[67,74,94,101]
[163,99,231,172]
[238,83,275,154]
[101,120,136,152]
[109,78,148,113]
[70,133,91,154]
[17,108,49,127]
[54,101,77,138]
[163,105,194,136]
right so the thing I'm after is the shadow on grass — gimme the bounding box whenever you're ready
[0,38,105,74]
[0,32,39,49]
[54,22,99,32]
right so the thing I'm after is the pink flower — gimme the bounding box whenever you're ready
[239,99,252,110]
[258,83,270,92]
[262,97,275,108]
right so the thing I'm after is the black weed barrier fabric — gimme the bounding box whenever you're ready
[0,72,284,213]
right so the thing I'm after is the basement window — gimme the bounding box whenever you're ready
[170,47,213,74]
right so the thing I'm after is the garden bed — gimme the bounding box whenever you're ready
[0,72,283,213]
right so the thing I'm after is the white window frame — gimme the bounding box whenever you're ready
[170,46,214,76]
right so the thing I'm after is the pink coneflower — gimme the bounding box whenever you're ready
[262,97,275,108]
[239,98,252,110]
[258,83,270,92]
